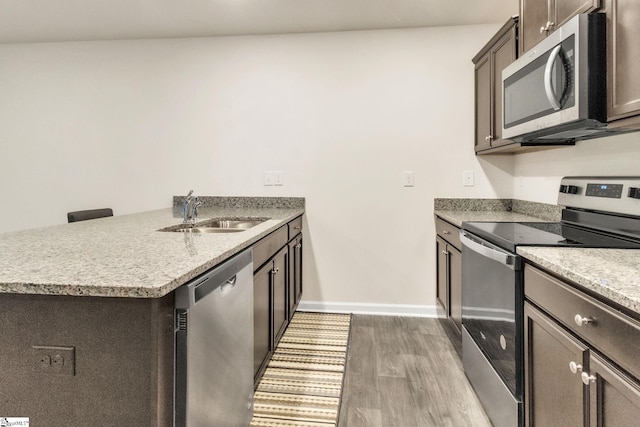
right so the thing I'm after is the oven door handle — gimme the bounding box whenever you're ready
[460,231,520,270]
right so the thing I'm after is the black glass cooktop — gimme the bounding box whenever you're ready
[462,221,640,253]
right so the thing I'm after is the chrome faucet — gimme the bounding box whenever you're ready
[183,190,204,225]
[192,197,203,224]
[183,190,194,224]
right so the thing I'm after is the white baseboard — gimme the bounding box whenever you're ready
[297,301,439,318]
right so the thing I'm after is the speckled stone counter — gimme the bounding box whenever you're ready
[434,198,562,227]
[517,247,640,316]
[434,210,551,228]
[0,201,304,298]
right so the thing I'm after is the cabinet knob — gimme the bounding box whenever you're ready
[569,361,583,374]
[442,250,449,255]
[574,314,594,327]
[581,372,596,385]
[540,21,555,34]
[271,267,279,275]
[296,243,302,249]
[485,135,493,142]
[442,230,451,235]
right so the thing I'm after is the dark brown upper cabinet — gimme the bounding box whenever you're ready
[519,0,600,55]
[602,0,640,129]
[473,17,518,154]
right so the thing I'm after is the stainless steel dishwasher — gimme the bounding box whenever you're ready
[174,248,254,427]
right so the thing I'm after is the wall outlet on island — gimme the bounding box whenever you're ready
[32,345,75,376]
[463,170,475,187]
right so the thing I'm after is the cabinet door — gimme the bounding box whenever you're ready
[603,0,640,123]
[272,247,288,345]
[254,261,272,381]
[587,353,640,426]
[489,29,518,149]
[520,0,551,54]
[474,53,493,152]
[287,239,297,321]
[520,0,599,55]
[524,302,586,427]
[449,245,462,331]
[554,0,600,30]
[436,236,449,313]
[294,235,303,307]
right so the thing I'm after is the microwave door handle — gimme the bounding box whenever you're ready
[460,232,518,270]
[544,44,563,111]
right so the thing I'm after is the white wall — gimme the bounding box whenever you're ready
[0,25,514,312]
[513,132,640,204]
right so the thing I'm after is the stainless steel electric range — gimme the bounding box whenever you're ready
[460,176,640,427]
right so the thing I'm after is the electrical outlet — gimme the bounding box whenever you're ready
[463,170,475,187]
[33,345,75,376]
[273,170,284,186]
[403,171,415,187]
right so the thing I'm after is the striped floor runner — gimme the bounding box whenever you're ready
[251,312,352,427]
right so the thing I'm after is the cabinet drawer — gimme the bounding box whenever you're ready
[253,226,288,271]
[435,217,461,250]
[288,216,303,240]
[525,264,640,379]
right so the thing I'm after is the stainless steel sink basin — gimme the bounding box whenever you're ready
[159,218,268,233]
[200,219,266,229]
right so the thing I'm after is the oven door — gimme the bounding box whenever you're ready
[461,231,524,427]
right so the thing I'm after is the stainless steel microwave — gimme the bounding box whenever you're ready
[502,13,607,144]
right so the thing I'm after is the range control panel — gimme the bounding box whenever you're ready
[558,176,640,217]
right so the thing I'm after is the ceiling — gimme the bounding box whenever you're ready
[0,0,518,44]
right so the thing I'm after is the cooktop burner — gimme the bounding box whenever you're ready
[462,221,640,253]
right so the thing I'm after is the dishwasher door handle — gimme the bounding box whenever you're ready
[175,248,253,309]
[460,231,520,270]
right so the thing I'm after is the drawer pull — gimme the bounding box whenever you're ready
[581,372,596,385]
[574,314,594,327]
[569,361,582,374]
[443,230,451,235]
[294,226,301,230]
[442,250,449,255]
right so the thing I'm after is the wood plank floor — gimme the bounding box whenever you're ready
[337,315,492,427]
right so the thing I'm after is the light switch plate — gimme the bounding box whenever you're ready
[463,170,474,187]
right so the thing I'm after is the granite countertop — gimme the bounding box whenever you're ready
[434,198,562,227]
[434,210,550,228]
[0,203,304,298]
[517,247,640,316]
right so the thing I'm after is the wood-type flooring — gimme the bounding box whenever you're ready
[337,315,492,427]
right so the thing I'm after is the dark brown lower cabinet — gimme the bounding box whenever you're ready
[524,302,586,427]
[587,353,640,425]
[253,216,304,385]
[435,228,462,331]
[272,247,288,345]
[253,261,272,381]
[448,245,461,331]
[524,264,640,426]
[288,234,303,321]
[436,236,448,312]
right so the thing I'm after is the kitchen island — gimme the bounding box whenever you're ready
[0,197,304,426]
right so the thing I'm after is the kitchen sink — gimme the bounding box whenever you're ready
[159,218,268,233]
